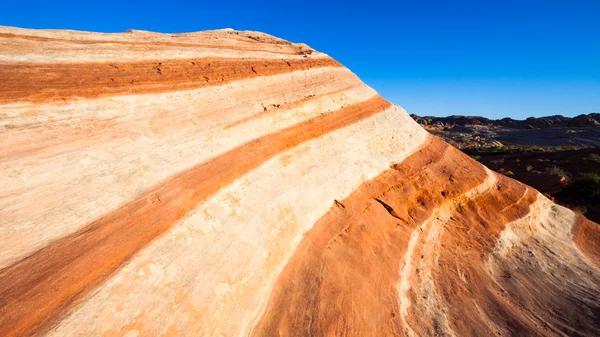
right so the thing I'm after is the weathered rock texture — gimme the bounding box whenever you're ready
[0,26,598,337]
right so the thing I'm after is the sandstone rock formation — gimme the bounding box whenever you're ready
[0,26,598,337]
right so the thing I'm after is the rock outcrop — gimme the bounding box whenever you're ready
[0,26,598,337]
[411,113,600,129]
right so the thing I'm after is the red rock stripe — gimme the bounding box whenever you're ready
[0,32,299,53]
[250,137,492,337]
[572,214,600,266]
[0,95,391,337]
[250,138,550,337]
[409,179,539,336]
[0,57,341,103]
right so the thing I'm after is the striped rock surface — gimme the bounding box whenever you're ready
[0,25,598,337]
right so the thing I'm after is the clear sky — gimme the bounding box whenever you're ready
[2,0,599,119]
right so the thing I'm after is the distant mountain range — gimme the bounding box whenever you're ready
[411,113,600,129]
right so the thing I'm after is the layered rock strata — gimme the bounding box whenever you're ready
[0,26,598,337]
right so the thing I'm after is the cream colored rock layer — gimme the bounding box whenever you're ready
[47,105,428,337]
[0,67,372,269]
[0,26,327,63]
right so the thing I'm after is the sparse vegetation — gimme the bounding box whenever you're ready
[558,173,600,213]
[546,166,566,177]
[555,145,578,151]
[587,153,600,163]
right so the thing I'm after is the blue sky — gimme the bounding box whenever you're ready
[2,0,599,118]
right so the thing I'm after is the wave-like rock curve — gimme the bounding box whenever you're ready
[0,26,598,337]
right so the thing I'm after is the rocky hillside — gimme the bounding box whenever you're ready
[412,113,600,129]
[0,26,598,337]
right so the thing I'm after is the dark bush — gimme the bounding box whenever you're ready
[558,173,600,204]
